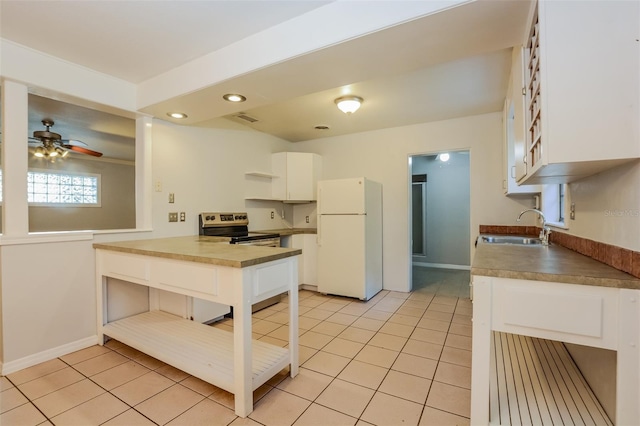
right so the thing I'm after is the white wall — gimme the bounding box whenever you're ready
[150,119,293,237]
[565,160,640,251]
[294,112,531,292]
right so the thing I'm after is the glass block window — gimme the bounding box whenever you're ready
[27,170,100,206]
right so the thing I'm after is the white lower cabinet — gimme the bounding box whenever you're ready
[292,234,317,286]
[471,275,640,425]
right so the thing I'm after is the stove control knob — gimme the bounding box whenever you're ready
[205,216,211,221]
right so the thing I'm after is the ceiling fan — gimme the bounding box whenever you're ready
[29,119,103,158]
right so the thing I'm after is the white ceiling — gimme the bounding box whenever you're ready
[0,0,533,152]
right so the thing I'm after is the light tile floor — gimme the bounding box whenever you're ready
[1,267,471,426]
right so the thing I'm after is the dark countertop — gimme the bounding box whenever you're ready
[472,235,640,289]
[93,236,302,268]
[255,228,317,236]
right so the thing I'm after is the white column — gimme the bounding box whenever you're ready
[1,80,29,237]
[135,115,153,230]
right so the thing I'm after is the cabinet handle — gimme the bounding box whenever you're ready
[511,166,516,179]
[523,156,527,165]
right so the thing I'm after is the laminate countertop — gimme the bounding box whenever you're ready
[472,236,640,289]
[255,228,317,236]
[93,236,302,268]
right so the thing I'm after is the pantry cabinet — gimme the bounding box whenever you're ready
[517,0,639,184]
[272,152,322,202]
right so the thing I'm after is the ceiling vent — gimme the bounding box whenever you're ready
[234,113,259,123]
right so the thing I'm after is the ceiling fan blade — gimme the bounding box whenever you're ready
[60,139,89,147]
[65,145,103,157]
[28,137,42,145]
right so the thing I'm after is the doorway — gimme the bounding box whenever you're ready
[409,150,471,294]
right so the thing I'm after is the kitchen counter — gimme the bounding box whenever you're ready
[254,227,317,236]
[471,236,640,424]
[472,235,640,289]
[93,236,301,268]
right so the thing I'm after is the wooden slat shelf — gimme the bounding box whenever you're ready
[103,310,290,393]
[490,332,612,425]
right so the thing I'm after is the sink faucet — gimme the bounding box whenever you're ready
[517,208,551,245]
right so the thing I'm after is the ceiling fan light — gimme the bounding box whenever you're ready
[56,147,68,157]
[335,96,363,114]
[34,146,46,158]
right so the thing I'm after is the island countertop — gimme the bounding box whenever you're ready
[472,236,640,289]
[93,236,302,268]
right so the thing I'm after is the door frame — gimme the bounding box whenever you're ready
[407,149,472,291]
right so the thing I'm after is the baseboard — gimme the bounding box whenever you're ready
[1,335,100,375]
[299,284,318,292]
[412,262,471,271]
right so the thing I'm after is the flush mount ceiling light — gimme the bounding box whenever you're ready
[167,112,188,119]
[334,96,363,114]
[223,94,246,103]
[438,153,450,162]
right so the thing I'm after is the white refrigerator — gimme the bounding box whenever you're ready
[317,177,383,300]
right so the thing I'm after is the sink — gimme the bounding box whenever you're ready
[479,235,545,246]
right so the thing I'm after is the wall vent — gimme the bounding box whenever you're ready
[235,113,259,123]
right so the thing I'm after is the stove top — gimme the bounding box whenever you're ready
[198,212,279,242]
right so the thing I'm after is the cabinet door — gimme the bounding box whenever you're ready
[287,153,314,200]
[303,234,317,286]
[291,234,305,285]
[511,47,528,182]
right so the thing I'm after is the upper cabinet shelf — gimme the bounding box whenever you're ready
[245,171,278,179]
[516,0,639,184]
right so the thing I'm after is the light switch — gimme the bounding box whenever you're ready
[169,212,178,222]
[169,193,175,203]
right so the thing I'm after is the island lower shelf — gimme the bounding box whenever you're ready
[103,310,290,393]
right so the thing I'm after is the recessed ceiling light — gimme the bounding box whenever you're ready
[223,94,247,102]
[314,125,330,130]
[167,112,188,119]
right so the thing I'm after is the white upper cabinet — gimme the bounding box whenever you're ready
[272,152,322,202]
[503,46,541,195]
[519,0,639,184]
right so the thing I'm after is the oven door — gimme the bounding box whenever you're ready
[231,237,281,247]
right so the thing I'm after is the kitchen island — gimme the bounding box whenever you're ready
[94,236,302,417]
[471,238,640,425]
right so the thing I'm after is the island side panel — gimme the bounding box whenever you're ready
[616,288,640,425]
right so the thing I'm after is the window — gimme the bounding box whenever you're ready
[558,184,565,222]
[27,170,100,206]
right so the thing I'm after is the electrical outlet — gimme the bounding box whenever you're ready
[271,211,275,219]
[168,212,178,222]
[169,193,175,203]
[306,216,309,223]
[179,212,186,222]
